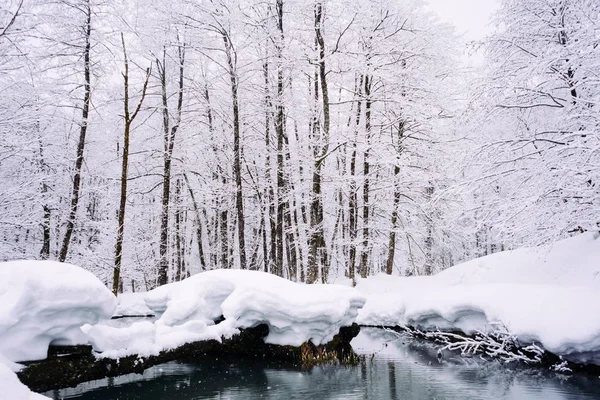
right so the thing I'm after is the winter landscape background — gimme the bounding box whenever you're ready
[1,0,598,290]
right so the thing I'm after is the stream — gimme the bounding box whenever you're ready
[45,328,600,399]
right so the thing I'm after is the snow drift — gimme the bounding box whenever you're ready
[86,269,366,358]
[356,232,600,365]
[0,260,117,362]
[113,292,154,317]
[0,352,49,400]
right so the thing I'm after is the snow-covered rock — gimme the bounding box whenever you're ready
[0,261,117,362]
[356,232,600,365]
[86,269,366,358]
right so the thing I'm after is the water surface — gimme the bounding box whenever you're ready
[46,328,600,399]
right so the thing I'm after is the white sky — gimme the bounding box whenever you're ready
[425,0,499,40]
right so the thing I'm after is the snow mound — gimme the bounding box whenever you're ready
[0,261,117,362]
[0,352,49,400]
[114,293,154,317]
[434,231,600,288]
[86,269,365,358]
[147,269,366,346]
[357,232,600,364]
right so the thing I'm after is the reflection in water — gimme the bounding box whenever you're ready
[47,328,600,400]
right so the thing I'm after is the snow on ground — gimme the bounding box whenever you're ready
[0,358,49,399]
[356,232,600,365]
[85,269,366,358]
[0,261,117,362]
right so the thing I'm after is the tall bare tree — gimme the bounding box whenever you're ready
[58,0,92,262]
[113,33,150,295]
[222,28,247,270]
[157,40,185,286]
[307,1,330,283]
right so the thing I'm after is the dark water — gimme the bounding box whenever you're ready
[45,328,600,400]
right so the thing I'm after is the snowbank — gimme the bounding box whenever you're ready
[0,363,49,399]
[0,261,117,362]
[356,232,600,364]
[0,353,49,399]
[114,293,154,317]
[86,269,365,358]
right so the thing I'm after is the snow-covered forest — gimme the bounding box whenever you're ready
[1,0,598,291]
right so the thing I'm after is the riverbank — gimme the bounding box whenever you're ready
[18,323,360,393]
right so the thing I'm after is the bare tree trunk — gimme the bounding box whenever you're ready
[175,179,183,281]
[359,75,371,279]
[250,219,263,270]
[157,42,185,286]
[37,131,51,259]
[385,121,405,275]
[424,184,434,275]
[183,173,206,270]
[348,75,362,286]
[220,193,229,268]
[204,86,220,269]
[291,120,305,282]
[272,0,286,277]
[385,164,401,275]
[113,33,150,295]
[307,66,320,284]
[283,134,298,280]
[59,0,91,262]
[221,32,247,270]
[113,72,132,294]
[263,48,277,274]
[308,1,330,284]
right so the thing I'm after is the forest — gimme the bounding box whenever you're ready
[1,0,598,293]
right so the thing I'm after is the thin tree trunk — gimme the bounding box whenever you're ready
[175,179,183,281]
[308,1,330,284]
[292,197,304,282]
[359,75,371,279]
[204,86,220,269]
[349,75,363,286]
[113,111,130,294]
[59,1,91,262]
[424,184,434,275]
[307,65,320,284]
[222,32,247,270]
[37,131,51,259]
[283,135,298,281]
[250,220,264,270]
[157,42,185,286]
[385,121,405,275]
[291,119,305,281]
[273,0,286,277]
[113,33,150,295]
[220,196,229,268]
[158,51,172,285]
[183,173,206,270]
[263,51,277,273]
[385,164,400,275]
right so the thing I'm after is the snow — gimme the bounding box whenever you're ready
[2,231,598,388]
[0,352,49,399]
[356,232,600,364]
[85,269,366,358]
[0,260,117,362]
[114,293,154,317]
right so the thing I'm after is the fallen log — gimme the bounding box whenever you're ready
[18,323,360,392]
